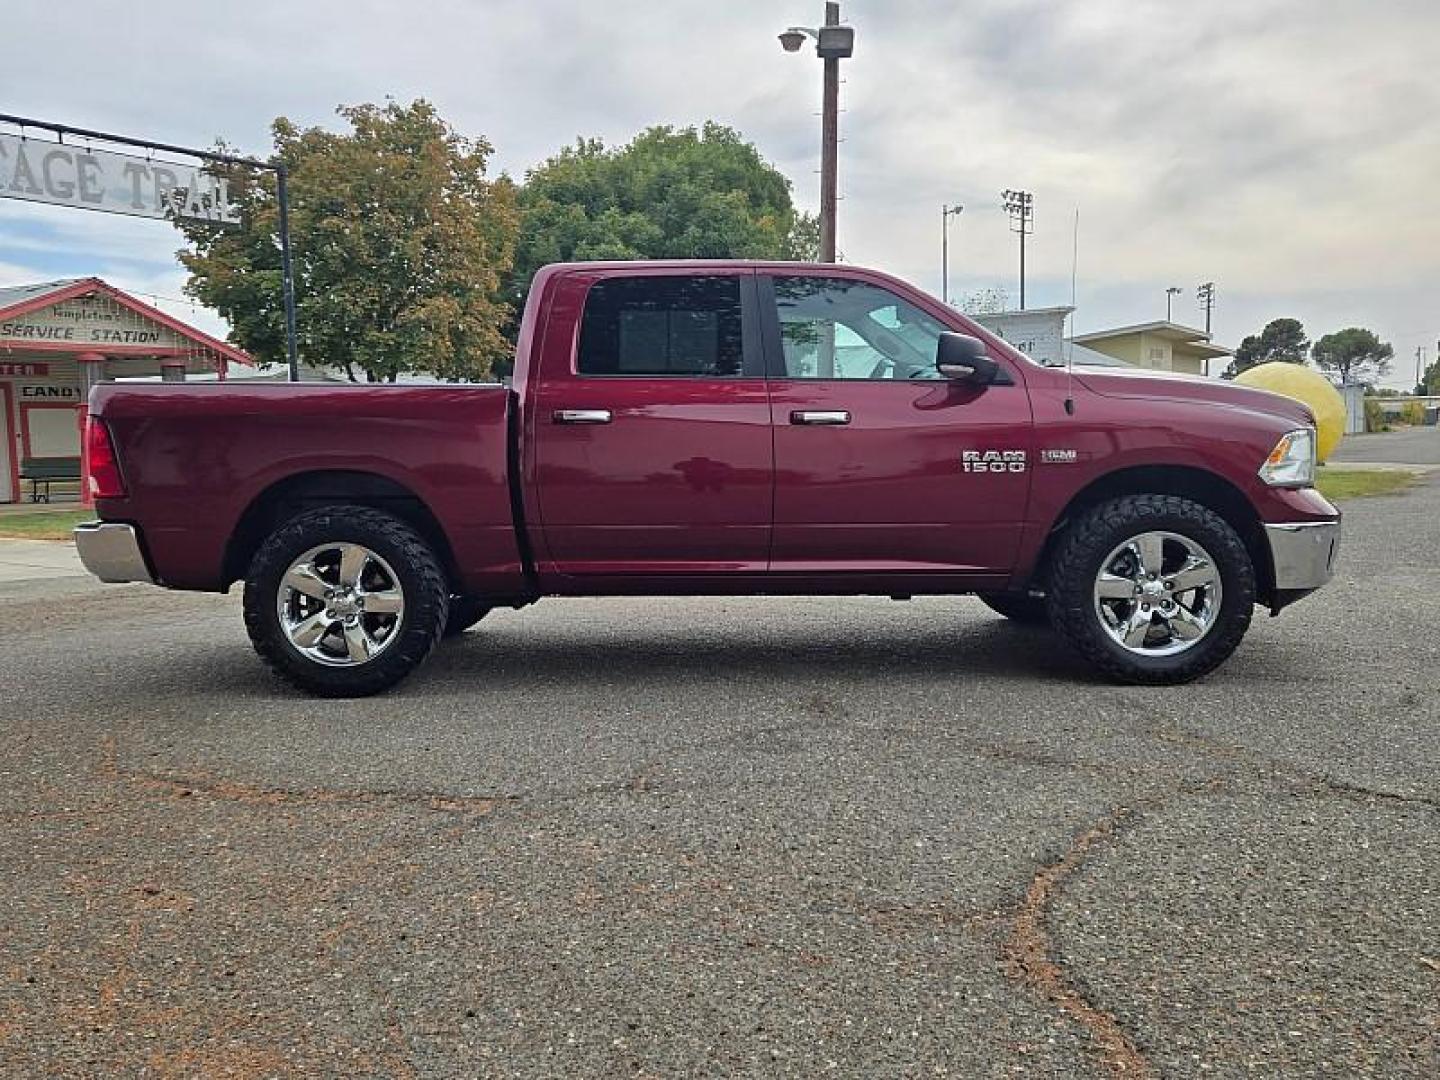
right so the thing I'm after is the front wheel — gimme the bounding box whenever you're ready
[244,506,449,697]
[1046,495,1255,685]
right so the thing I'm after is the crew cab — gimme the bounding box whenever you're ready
[74,261,1341,696]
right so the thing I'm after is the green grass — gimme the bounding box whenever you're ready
[0,509,93,541]
[1315,467,1418,501]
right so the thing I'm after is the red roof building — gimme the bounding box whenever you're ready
[0,277,251,504]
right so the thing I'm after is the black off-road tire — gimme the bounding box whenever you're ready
[978,592,1050,626]
[244,506,449,697]
[1045,494,1255,685]
[443,596,491,638]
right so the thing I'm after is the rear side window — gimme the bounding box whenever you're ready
[577,276,744,377]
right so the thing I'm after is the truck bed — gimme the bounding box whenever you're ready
[92,382,527,595]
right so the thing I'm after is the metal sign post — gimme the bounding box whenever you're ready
[0,112,300,381]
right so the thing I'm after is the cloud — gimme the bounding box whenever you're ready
[1,0,1434,386]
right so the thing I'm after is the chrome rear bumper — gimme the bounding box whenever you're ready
[1263,519,1341,591]
[74,522,154,584]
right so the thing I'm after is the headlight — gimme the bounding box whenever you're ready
[1259,428,1316,487]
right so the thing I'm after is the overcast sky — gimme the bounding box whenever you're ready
[2,0,1436,385]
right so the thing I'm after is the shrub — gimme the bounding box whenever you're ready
[1364,398,1385,432]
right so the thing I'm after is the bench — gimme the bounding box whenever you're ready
[19,457,81,503]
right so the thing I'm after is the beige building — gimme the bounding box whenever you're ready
[1069,321,1232,377]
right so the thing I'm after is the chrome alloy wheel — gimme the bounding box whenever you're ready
[276,542,405,667]
[1092,530,1222,658]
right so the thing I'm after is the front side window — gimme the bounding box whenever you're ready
[771,276,950,380]
[577,275,745,377]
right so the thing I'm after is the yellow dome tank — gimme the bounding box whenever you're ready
[1234,362,1345,463]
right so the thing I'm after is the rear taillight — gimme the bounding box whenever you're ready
[86,418,127,499]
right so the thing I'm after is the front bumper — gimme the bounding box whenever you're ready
[74,522,155,584]
[1263,519,1341,592]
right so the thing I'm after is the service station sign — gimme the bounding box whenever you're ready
[0,297,185,349]
[0,132,240,225]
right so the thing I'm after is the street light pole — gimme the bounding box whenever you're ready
[941,204,963,305]
[780,3,854,264]
[1166,286,1182,321]
[819,2,840,263]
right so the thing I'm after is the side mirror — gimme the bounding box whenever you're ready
[936,332,1000,384]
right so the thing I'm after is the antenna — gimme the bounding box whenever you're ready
[1064,207,1079,415]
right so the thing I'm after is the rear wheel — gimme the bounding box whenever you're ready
[977,592,1050,626]
[1046,494,1254,685]
[244,506,448,697]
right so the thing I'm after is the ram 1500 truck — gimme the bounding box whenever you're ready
[74,261,1340,696]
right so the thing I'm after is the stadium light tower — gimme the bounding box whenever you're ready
[1197,281,1216,337]
[1002,189,1034,309]
[941,203,964,304]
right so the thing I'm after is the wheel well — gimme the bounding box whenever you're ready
[223,471,458,590]
[1030,466,1274,602]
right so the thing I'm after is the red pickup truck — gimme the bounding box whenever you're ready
[75,261,1340,696]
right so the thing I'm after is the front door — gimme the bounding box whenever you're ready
[531,270,773,576]
[762,271,1033,577]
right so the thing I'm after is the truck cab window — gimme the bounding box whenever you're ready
[772,275,947,381]
[577,276,744,377]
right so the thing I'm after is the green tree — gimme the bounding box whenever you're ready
[1311,327,1394,387]
[177,100,518,382]
[510,123,816,307]
[1220,317,1309,379]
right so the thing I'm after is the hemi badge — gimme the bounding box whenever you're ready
[1041,449,1078,464]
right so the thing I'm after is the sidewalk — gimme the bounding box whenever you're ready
[0,539,87,584]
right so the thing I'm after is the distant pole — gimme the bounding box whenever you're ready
[276,163,300,382]
[1002,190,1034,309]
[941,203,963,304]
[1166,286,1182,321]
[1417,345,1425,391]
[1197,282,1215,338]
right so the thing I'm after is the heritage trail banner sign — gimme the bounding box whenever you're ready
[0,111,296,380]
[0,132,240,225]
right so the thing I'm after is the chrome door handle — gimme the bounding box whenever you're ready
[790,410,851,425]
[553,409,612,424]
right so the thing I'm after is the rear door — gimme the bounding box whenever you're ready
[761,270,1033,577]
[529,269,773,576]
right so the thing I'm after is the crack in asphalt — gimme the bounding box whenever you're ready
[94,737,513,816]
[1291,774,1440,810]
[995,720,1437,1080]
[1146,721,1439,810]
[1003,801,1157,1079]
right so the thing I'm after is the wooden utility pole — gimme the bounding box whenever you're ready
[819,1,840,262]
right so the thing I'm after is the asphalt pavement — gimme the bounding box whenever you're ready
[0,538,85,584]
[1329,426,1440,465]
[0,478,1436,1077]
